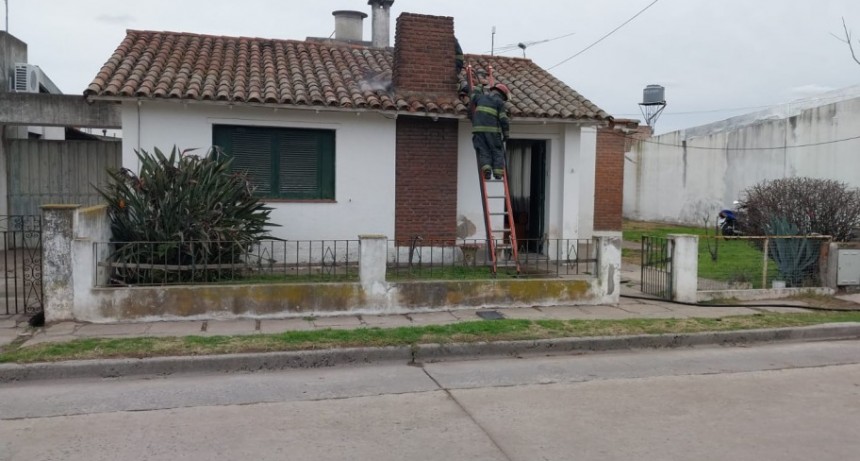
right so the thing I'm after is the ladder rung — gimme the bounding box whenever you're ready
[490,212,509,216]
[495,244,513,250]
[488,196,505,199]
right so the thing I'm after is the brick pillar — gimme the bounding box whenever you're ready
[594,126,625,231]
[392,13,457,95]
[395,116,458,243]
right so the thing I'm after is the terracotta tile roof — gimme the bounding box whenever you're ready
[85,30,611,121]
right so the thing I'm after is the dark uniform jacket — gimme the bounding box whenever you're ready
[470,91,510,140]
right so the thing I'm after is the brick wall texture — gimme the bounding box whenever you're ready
[594,126,626,231]
[393,13,457,95]
[395,116,458,242]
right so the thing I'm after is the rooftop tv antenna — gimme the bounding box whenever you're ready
[491,26,496,55]
[639,84,666,129]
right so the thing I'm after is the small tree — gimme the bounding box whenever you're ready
[96,146,275,283]
[833,17,860,66]
[739,177,860,241]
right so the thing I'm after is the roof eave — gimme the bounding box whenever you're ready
[85,95,609,124]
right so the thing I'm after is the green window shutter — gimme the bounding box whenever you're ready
[214,125,335,200]
[277,131,320,199]
[277,129,335,200]
[229,127,275,196]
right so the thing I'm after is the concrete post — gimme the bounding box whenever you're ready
[41,204,80,322]
[595,232,622,304]
[669,234,699,303]
[359,235,388,292]
[72,206,112,319]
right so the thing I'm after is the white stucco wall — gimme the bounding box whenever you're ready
[121,101,397,240]
[456,121,596,244]
[624,96,860,226]
[121,101,598,243]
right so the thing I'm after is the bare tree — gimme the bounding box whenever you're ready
[833,17,860,66]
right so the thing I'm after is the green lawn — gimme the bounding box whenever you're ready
[3,312,860,364]
[624,220,778,287]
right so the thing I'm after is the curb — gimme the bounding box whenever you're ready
[2,323,860,383]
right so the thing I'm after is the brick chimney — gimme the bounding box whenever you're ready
[393,13,457,95]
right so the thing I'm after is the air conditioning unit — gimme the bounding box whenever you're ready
[14,63,42,93]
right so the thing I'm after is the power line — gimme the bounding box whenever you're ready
[548,0,659,70]
[609,130,860,151]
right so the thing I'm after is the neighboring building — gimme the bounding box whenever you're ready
[84,4,614,250]
[623,85,860,226]
[1,32,121,217]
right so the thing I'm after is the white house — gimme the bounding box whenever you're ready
[84,5,613,255]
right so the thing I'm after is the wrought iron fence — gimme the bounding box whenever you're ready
[1,215,43,314]
[95,239,360,287]
[95,237,600,286]
[698,235,831,291]
[386,238,599,279]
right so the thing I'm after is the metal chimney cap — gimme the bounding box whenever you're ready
[332,10,368,19]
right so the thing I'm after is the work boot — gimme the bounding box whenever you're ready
[481,166,492,180]
[493,169,504,180]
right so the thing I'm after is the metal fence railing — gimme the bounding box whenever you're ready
[95,237,601,287]
[95,239,360,287]
[697,235,831,291]
[386,238,599,280]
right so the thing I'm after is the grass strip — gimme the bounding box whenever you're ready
[2,312,860,364]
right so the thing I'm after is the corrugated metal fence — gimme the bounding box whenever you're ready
[7,140,121,216]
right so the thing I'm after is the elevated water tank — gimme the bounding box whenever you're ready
[642,84,665,105]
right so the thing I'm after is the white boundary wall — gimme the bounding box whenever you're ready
[624,90,860,226]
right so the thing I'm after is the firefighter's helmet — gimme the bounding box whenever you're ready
[493,83,510,101]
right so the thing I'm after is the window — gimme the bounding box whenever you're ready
[213,125,335,200]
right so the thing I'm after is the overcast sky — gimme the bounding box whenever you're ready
[5,0,860,133]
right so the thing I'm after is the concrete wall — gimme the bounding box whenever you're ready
[0,32,27,92]
[42,204,621,321]
[624,95,860,225]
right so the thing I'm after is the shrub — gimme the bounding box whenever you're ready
[739,177,860,241]
[96,146,275,283]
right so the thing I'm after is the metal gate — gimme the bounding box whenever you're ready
[641,236,673,300]
[1,216,43,315]
[7,139,121,216]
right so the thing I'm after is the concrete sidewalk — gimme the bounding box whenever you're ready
[0,294,829,349]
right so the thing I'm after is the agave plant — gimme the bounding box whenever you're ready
[96,146,276,283]
[767,217,819,287]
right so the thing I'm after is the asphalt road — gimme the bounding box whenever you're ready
[2,341,860,460]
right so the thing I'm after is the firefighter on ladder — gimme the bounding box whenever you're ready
[455,39,511,180]
[460,67,511,180]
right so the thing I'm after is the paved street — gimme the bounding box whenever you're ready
[2,341,860,460]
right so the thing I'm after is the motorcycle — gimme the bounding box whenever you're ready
[717,203,742,236]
